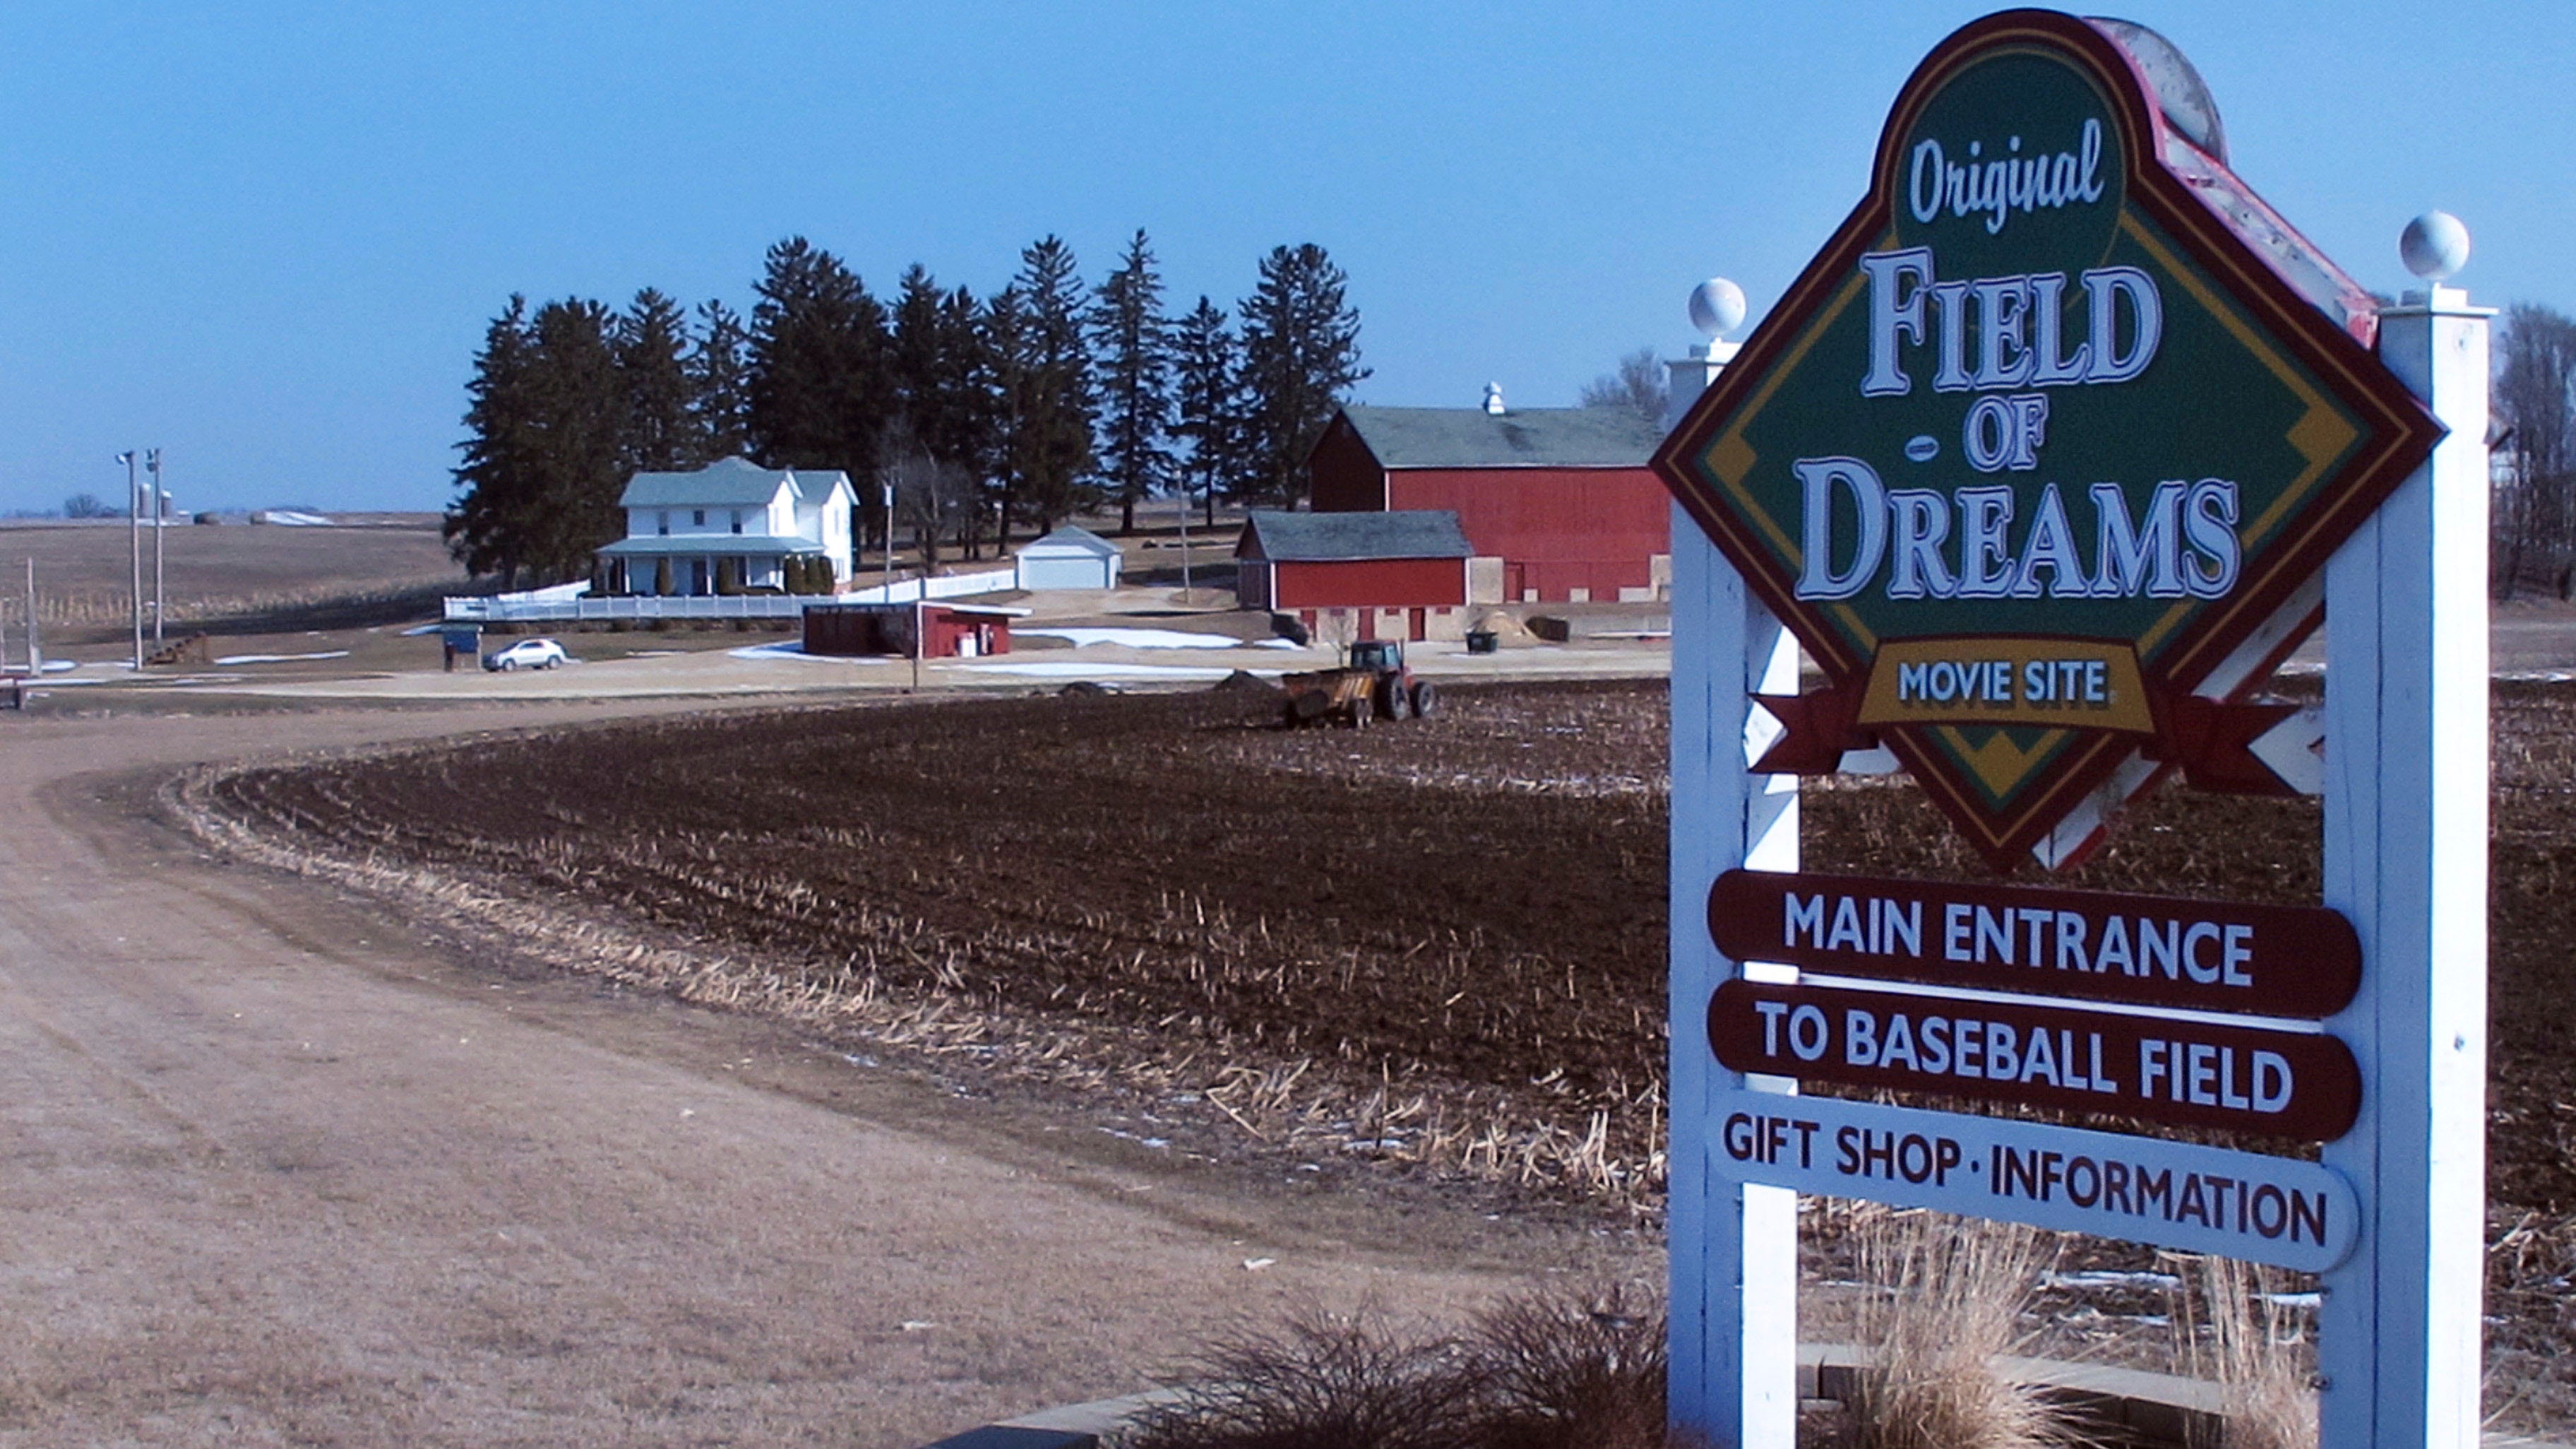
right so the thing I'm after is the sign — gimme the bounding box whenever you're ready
[1651,10,2444,869]
[1707,1088,2359,1272]
[1707,978,2361,1139]
[1707,867,2361,1016]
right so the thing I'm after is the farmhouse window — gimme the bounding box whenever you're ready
[729,511,743,535]
[657,511,669,536]
[693,509,706,527]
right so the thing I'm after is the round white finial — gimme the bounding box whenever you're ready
[2400,211,2469,281]
[1688,278,1748,339]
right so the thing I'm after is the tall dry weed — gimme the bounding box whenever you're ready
[2174,1255,2315,1449]
[1846,1207,2071,1449]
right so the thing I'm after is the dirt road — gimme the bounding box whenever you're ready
[0,701,1601,1447]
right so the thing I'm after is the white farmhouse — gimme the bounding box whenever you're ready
[597,457,854,595]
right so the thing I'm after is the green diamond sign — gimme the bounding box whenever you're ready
[1654,9,2442,871]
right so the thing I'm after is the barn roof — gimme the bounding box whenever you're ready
[1018,524,1121,557]
[1335,405,1662,470]
[1239,510,1472,561]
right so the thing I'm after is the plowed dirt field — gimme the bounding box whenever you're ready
[201,678,2576,1429]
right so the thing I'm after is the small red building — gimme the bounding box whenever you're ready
[1235,510,1472,643]
[802,601,1018,658]
[1307,402,1669,604]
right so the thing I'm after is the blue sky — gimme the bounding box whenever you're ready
[0,1,2565,514]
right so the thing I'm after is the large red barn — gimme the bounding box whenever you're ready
[1307,402,1669,604]
[1234,510,1472,643]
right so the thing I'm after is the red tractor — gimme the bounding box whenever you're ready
[1279,639,1439,729]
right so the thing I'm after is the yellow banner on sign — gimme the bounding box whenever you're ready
[1857,638,2155,733]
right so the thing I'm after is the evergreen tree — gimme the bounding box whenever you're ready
[997,235,1096,535]
[889,266,997,562]
[1169,295,1241,529]
[443,294,628,585]
[1086,229,1174,535]
[1236,243,1368,508]
[444,295,538,582]
[616,287,701,474]
[687,299,754,459]
[746,236,892,476]
[516,297,627,581]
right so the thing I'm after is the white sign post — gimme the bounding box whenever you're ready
[1665,350,1800,1445]
[2318,281,2491,1448]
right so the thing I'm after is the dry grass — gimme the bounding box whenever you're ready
[1844,1208,2072,1449]
[1120,1282,1684,1449]
[2170,1256,2315,1449]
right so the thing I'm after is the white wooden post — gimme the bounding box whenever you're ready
[2318,282,2491,1448]
[1667,352,1800,1446]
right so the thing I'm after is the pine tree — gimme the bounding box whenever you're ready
[443,294,628,585]
[746,236,893,477]
[890,265,999,561]
[1237,243,1368,508]
[999,235,1096,535]
[1169,295,1241,529]
[617,287,701,475]
[688,299,754,459]
[445,295,539,583]
[518,297,626,581]
[1086,229,1174,535]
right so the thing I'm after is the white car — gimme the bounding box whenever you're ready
[482,638,568,672]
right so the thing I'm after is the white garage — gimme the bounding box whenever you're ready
[1014,525,1123,591]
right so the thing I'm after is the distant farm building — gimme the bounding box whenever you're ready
[1235,509,1472,643]
[1014,525,1123,590]
[1306,399,1669,604]
[803,600,1020,659]
[597,457,854,596]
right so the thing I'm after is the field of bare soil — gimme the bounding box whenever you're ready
[0,515,460,640]
[201,679,2576,1429]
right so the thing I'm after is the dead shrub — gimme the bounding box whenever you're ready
[1846,1207,2071,1449]
[1121,1284,1698,1449]
[2172,1255,2315,1449]
[1123,1311,1491,1449]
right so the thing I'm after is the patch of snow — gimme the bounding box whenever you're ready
[2041,1270,2183,1292]
[1020,626,1253,650]
[256,510,333,527]
[958,661,1280,681]
[727,641,890,663]
[399,623,447,636]
[39,660,74,673]
[213,650,352,665]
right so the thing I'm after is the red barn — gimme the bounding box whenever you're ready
[1307,402,1669,604]
[1234,510,1472,643]
[803,601,1017,658]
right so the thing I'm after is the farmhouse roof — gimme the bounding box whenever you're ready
[619,456,850,509]
[1239,509,1472,562]
[1334,405,1662,470]
[1019,524,1120,557]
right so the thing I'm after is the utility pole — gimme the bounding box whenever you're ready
[1177,487,1193,599]
[119,451,141,669]
[881,479,895,595]
[147,448,165,643]
[25,558,38,676]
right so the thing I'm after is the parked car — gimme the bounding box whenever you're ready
[482,637,568,672]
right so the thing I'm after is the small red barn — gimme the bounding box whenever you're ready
[802,601,1018,658]
[1235,510,1472,643]
[1307,402,1668,604]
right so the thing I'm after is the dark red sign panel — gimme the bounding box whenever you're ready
[1708,979,2361,1141]
[1708,869,2359,1018]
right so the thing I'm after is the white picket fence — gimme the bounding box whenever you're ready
[443,568,1016,624]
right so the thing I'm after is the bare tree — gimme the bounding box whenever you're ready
[883,434,972,575]
[1579,346,1665,428]
[2494,304,2576,598]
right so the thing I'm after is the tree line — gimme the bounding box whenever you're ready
[2496,302,2576,598]
[444,232,1366,585]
